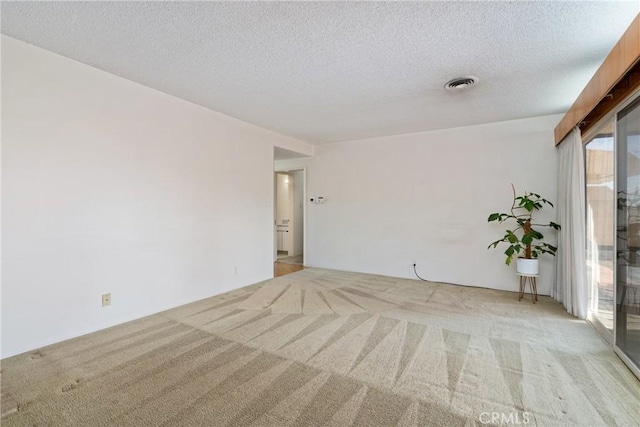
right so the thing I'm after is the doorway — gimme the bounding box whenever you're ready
[274,169,305,277]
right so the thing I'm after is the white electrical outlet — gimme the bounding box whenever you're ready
[102,293,111,307]
[233,266,238,276]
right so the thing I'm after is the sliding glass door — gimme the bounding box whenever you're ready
[584,92,640,376]
[585,122,615,335]
[616,97,640,368]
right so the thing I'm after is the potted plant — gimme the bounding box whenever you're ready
[487,185,561,275]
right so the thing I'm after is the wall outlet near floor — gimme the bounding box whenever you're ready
[102,293,111,307]
[233,266,238,276]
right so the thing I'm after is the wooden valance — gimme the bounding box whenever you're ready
[554,14,640,145]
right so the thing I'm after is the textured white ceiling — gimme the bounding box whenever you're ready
[2,1,638,144]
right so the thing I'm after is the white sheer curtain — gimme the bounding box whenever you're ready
[586,204,600,313]
[554,127,588,318]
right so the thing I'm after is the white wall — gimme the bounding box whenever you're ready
[304,115,562,295]
[275,158,310,172]
[2,35,563,358]
[1,36,312,358]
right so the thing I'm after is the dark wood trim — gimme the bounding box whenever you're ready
[580,60,640,138]
[555,14,640,145]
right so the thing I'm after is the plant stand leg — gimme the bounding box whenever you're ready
[532,277,538,302]
[529,277,535,303]
[519,276,524,301]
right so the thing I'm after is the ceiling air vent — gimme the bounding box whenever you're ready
[444,76,478,91]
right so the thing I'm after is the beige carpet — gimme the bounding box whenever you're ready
[1,268,639,426]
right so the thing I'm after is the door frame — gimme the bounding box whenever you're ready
[273,168,307,267]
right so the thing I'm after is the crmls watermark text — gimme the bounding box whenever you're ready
[478,412,531,425]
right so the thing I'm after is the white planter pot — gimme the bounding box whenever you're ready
[516,258,539,275]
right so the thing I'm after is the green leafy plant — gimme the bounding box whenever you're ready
[487,185,561,265]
